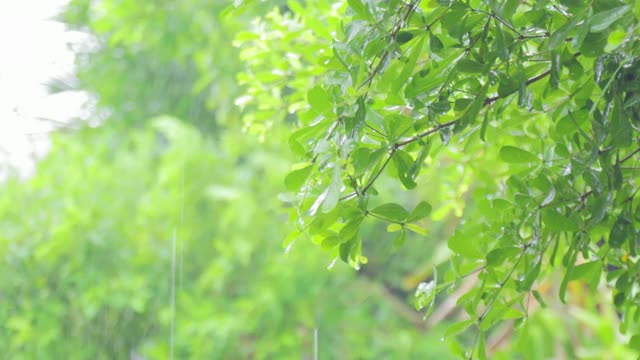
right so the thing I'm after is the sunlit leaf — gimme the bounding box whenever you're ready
[393,228,406,249]
[284,165,313,191]
[590,6,631,33]
[370,203,408,222]
[499,146,538,163]
[406,201,432,222]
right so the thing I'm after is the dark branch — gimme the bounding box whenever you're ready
[395,120,458,147]
[484,52,580,106]
[621,146,640,164]
[484,70,551,106]
[361,148,396,195]
[359,0,418,89]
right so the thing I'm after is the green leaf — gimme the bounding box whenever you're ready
[542,208,579,232]
[393,228,406,249]
[559,247,578,303]
[613,156,623,190]
[307,85,331,112]
[457,59,487,74]
[321,235,340,250]
[405,223,427,236]
[310,166,342,215]
[532,290,547,308]
[609,214,631,248]
[323,165,343,212]
[414,277,437,314]
[409,142,431,179]
[590,5,631,33]
[477,328,487,360]
[392,36,425,93]
[480,112,490,141]
[347,0,370,20]
[339,237,358,263]
[370,203,408,222]
[387,223,403,232]
[396,31,415,45]
[406,201,432,222]
[443,319,475,339]
[393,150,417,189]
[339,216,364,241]
[629,334,640,351]
[406,51,463,98]
[429,33,443,53]
[494,24,509,62]
[351,147,372,176]
[345,96,366,135]
[454,98,474,111]
[520,261,541,291]
[497,73,519,98]
[549,7,588,50]
[498,0,519,20]
[499,146,538,163]
[360,148,388,176]
[383,114,413,140]
[609,103,632,147]
[548,21,573,50]
[448,226,484,259]
[555,109,589,137]
[284,165,313,191]
[587,194,608,226]
[580,31,608,57]
[486,247,521,266]
[459,85,487,127]
[480,297,525,330]
[571,17,591,49]
[431,97,451,115]
[569,260,602,290]
[540,187,556,207]
[550,51,560,89]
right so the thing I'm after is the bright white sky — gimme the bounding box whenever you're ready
[0,0,87,177]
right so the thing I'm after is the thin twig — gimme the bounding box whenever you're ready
[359,0,419,89]
[396,120,458,147]
[484,70,550,106]
[621,146,640,164]
[362,148,396,195]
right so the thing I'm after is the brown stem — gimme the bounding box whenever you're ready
[362,148,396,195]
[621,146,640,164]
[484,70,551,106]
[359,0,419,89]
[395,120,458,147]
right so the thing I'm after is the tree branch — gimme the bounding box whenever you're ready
[395,120,458,147]
[341,52,583,203]
[484,70,550,106]
[621,146,640,164]
[484,52,580,106]
[361,148,396,195]
[359,0,419,89]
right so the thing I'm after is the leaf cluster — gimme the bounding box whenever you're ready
[240,0,640,356]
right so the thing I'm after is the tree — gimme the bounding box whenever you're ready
[235,0,640,357]
[0,1,459,358]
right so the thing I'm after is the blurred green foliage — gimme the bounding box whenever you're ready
[0,117,456,358]
[60,0,250,133]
